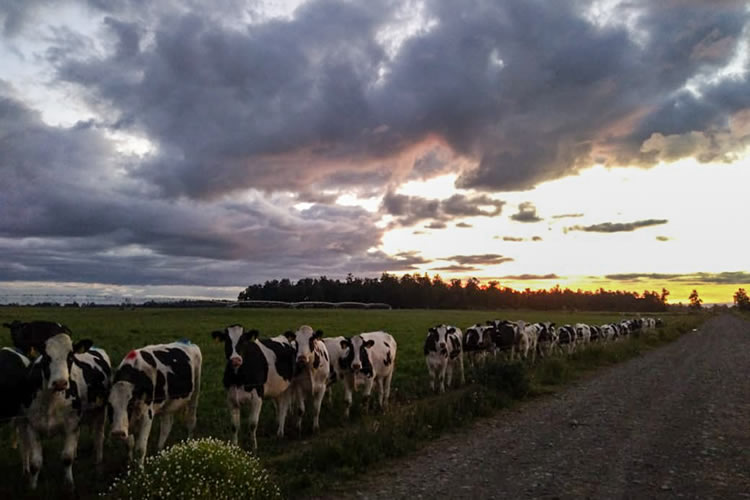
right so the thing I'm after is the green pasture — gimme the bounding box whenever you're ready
[0,307,700,499]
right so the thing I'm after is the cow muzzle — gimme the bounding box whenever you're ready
[111,429,128,440]
[230,356,242,369]
[351,363,361,372]
[51,379,68,392]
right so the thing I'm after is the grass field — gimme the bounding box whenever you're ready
[0,307,703,498]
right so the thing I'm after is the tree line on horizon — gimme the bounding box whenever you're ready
[238,273,671,312]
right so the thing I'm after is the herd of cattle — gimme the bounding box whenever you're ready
[0,316,661,490]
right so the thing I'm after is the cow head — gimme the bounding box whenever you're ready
[286,325,323,368]
[34,333,93,392]
[348,335,375,374]
[424,325,451,356]
[4,320,73,358]
[109,350,155,440]
[211,325,259,371]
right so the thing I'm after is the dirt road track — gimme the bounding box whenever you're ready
[318,314,750,499]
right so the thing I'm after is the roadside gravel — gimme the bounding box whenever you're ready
[317,314,750,499]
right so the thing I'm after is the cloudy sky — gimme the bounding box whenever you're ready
[1,0,748,304]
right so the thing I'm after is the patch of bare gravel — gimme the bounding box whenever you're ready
[313,314,750,500]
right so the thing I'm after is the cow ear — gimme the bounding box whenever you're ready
[447,327,456,334]
[211,330,226,342]
[363,339,375,349]
[314,329,324,339]
[62,324,73,335]
[74,339,93,353]
[283,330,296,341]
[2,322,11,329]
[247,329,260,341]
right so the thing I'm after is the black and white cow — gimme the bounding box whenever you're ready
[285,325,330,434]
[22,332,111,489]
[338,331,397,414]
[557,325,576,354]
[575,323,591,345]
[600,324,616,342]
[211,325,296,450]
[535,322,557,358]
[0,346,33,472]
[3,320,72,358]
[424,325,464,392]
[108,341,201,466]
[463,324,493,367]
[518,322,538,361]
[486,320,518,359]
[589,325,602,343]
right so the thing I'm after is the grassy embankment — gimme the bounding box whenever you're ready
[0,307,704,498]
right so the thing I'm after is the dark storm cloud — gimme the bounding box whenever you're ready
[604,272,750,285]
[502,236,524,242]
[381,191,503,227]
[0,89,416,285]
[30,0,748,199]
[445,254,514,266]
[656,236,670,242]
[455,222,472,228]
[568,219,668,233]
[510,202,542,223]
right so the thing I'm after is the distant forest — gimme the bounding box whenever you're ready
[238,273,670,312]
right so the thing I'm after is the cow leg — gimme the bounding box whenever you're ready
[27,426,43,490]
[15,420,29,475]
[248,393,263,451]
[92,409,106,465]
[134,413,154,466]
[343,374,354,418]
[458,355,466,385]
[311,385,326,432]
[61,423,81,488]
[382,372,393,410]
[295,387,306,435]
[361,377,374,411]
[230,403,241,446]
[276,393,290,439]
[443,363,451,392]
[187,364,201,440]
[375,376,386,409]
[428,366,436,392]
[157,413,175,451]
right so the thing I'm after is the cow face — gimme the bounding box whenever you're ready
[211,325,259,371]
[109,352,154,440]
[464,326,481,351]
[35,334,92,392]
[286,325,323,368]
[4,320,72,358]
[348,335,375,375]
[424,325,456,356]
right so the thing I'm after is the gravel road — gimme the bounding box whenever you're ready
[318,314,750,500]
